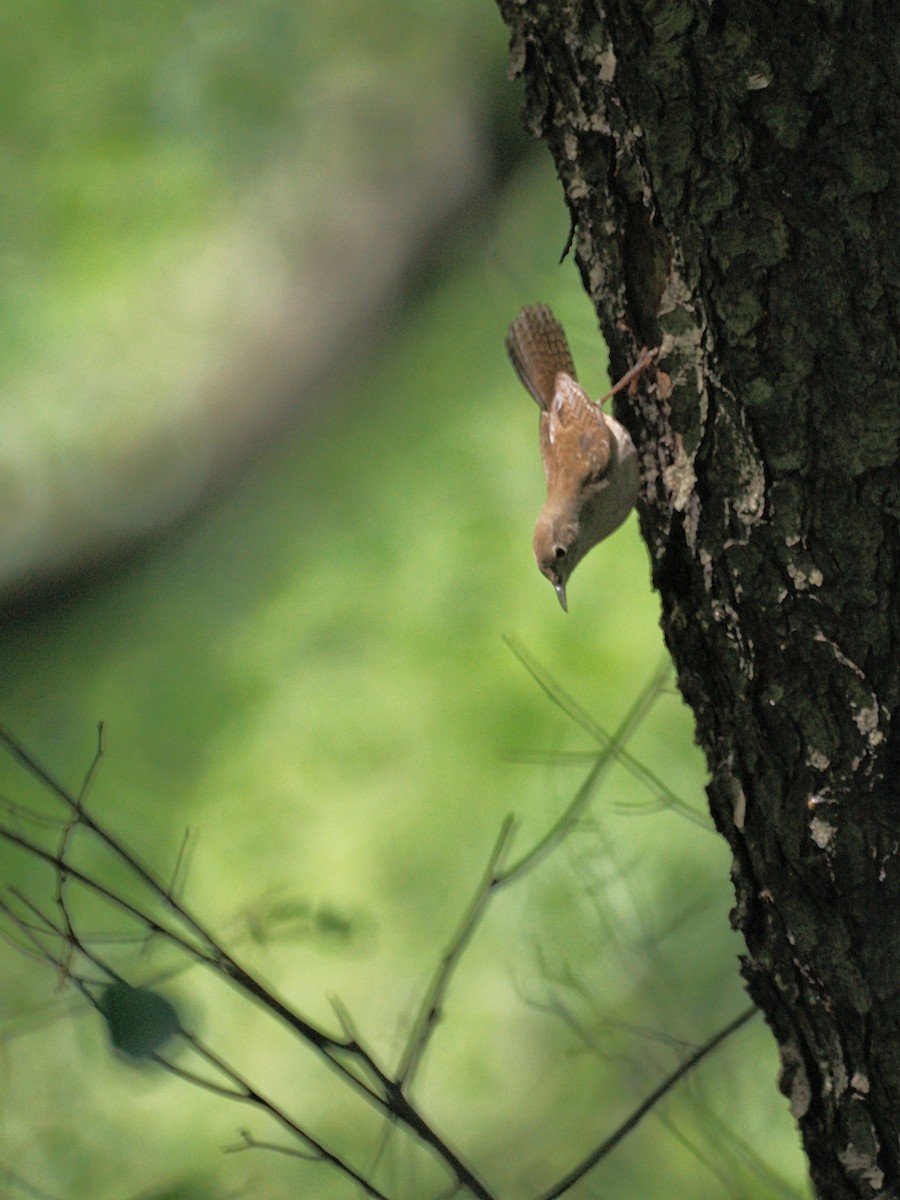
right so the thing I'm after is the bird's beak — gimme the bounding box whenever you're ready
[554,582,568,612]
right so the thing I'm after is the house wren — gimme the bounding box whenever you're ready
[506,305,657,611]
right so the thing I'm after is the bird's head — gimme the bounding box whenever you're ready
[533,512,581,612]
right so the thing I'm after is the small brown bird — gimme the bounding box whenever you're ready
[506,304,657,611]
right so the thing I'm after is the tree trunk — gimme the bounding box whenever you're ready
[495,1,900,1195]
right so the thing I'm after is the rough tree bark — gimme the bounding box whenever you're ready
[495,1,899,1196]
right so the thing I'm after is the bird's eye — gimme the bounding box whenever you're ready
[554,546,566,561]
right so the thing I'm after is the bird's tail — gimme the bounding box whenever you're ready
[505,304,577,411]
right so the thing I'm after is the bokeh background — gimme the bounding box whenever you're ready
[0,4,809,1198]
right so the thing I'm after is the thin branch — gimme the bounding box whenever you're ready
[654,1112,746,1197]
[0,793,66,828]
[655,1091,805,1200]
[158,1031,398,1200]
[0,893,398,1200]
[530,948,698,1057]
[79,722,106,800]
[225,1128,318,1160]
[53,725,103,986]
[533,1005,758,1200]
[0,824,211,963]
[343,1036,496,1199]
[0,724,230,953]
[502,642,707,832]
[397,660,683,1098]
[495,650,674,884]
[0,824,495,1198]
[397,816,516,1086]
[504,639,669,747]
[0,683,716,1200]
[166,826,192,904]
[0,828,377,1080]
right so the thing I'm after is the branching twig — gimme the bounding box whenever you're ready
[225,1128,318,1160]
[502,643,708,831]
[54,722,104,987]
[0,893,397,1200]
[395,657,691,1096]
[397,816,516,1086]
[159,1031,396,1200]
[0,657,738,1200]
[0,726,495,1200]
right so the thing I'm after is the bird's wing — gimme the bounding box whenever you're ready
[545,374,613,489]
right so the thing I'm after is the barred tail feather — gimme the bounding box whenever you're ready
[505,304,577,411]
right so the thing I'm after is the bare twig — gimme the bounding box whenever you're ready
[225,1128,318,1160]
[502,643,708,833]
[0,894,398,1200]
[0,726,496,1200]
[397,816,516,1087]
[534,1006,758,1200]
[54,723,104,987]
[397,660,683,1097]
[0,662,725,1200]
[159,1031,397,1200]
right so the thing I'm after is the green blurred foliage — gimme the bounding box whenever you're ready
[0,4,809,1200]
